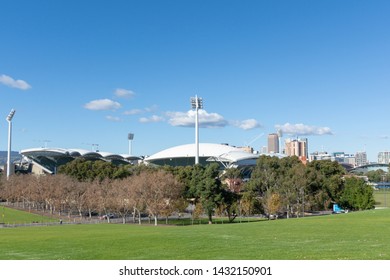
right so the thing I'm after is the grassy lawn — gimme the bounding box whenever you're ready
[374,189,390,208]
[0,206,57,224]
[1,208,390,260]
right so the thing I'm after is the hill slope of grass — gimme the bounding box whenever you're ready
[1,208,390,260]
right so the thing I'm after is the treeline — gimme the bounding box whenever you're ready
[0,156,376,225]
[246,156,375,218]
[0,162,184,226]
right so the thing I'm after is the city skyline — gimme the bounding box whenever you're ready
[1,1,390,162]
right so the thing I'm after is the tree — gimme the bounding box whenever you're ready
[263,191,282,219]
[340,177,375,211]
[282,162,308,218]
[110,179,133,224]
[239,188,261,217]
[83,180,99,219]
[306,160,345,210]
[197,163,225,224]
[366,169,387,182]
[94,178,115,223]
[248,155,283,196]
[58,159,131,182]
[222,168,244,193]
[249,155,303,217]
[134,169,183,226]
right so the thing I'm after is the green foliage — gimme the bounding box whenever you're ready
[58,159,131,182]
[340,177,375,211]
[366,169,389,182]
[195,164,225,223]
[248,156,374,216]
[172,164,231,224]
[306,160,345,207]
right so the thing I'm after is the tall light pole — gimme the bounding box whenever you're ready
[128,133,134,155]
[6,109,16,179]
[190,95,203,165]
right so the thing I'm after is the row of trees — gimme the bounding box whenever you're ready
[0,169,183,226]
[0,156,376,225]
[246,156,375,217]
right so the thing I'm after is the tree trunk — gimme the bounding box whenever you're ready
[286,204,290,219]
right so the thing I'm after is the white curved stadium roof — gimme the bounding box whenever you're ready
[144,143,287,168]
[145,143,243,160]
[144,143,257,167]
[20,147,140,174]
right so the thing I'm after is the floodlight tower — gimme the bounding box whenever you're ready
[128,133,134,155]
[6,109,16,179]
[190,95,203,165]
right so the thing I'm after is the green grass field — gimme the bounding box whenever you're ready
[374,189,390,208]
[1,207,390,260]
[0,206,57,224]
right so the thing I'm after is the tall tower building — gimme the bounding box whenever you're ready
[378,151,390,164]
[355,151,368,166]
[267,133,279,154]
[285,138,308,159]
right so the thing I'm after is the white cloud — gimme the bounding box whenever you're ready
[145,105,159,112]
[106,115,121,122]
[123,105,159,116]
[231,119,262,130]
[139,115,165,123]
[167,110,228,128]
[84,99,121,111]
[124,109,144,115]
[0,74,31,90]
[114,88,135,98]
[275,123,333,136]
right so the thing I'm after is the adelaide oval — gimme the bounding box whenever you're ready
[18,143,285,175]
[19,147,140,175]
[143,143,285,168]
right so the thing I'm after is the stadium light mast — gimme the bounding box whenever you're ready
[6,109,16,179]
[128,133,134,155]
[190,95,203,165]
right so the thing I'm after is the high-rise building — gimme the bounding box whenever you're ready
[378,151,390,164]
[285,138,308,159]
[309,151,356,166]
[267,133,279,154]
[355,151,368,166]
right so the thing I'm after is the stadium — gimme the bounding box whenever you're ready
[18,148,141,175]
[16,143,286,175]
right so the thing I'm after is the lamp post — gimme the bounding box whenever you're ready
[128,133,134,155]
[190,95,203,165]
[6,109,16,179]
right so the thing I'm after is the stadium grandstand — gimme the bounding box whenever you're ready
[16,143,286,176]
[19,148,140,175]
[143,143,286,168]
[349,163,389,174]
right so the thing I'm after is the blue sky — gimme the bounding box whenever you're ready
[1,0,389,161]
